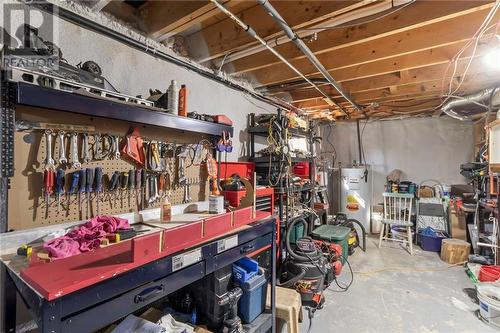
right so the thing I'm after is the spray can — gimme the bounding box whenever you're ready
[178,84,187,117]
[167,80,179,114]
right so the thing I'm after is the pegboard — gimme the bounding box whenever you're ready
[8,106,212,231]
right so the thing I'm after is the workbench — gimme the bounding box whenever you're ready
[1,214,276,333]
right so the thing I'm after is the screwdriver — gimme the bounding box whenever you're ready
[120,171,129,207]
[128,169,135,207]
[94,167,103,216]
[108,171,121,204]
[86,168,95,218]
[135,169,142,207]
[68,171,80,208]
[55,169,65,213]
[78,169,87,219]
[141,169,147,210]
[43,169,55,217]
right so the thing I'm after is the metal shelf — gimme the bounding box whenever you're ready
[15,82,233,137]
[250,156,312,164]
[248,125,309,138]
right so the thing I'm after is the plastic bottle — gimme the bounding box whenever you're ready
[178,84,187,117]
[167,80,179,114]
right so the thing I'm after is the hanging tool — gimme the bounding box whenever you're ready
[120,128,145,166]
[81,134,91,164]
[108,135,120,159]
[55,169,65,213]
[44,130,56,170]
[135,169,142,208]
[141,169,147,210]
[95,167,103,216]
[93,134,113,160]
[86,168,95,218]
[120,171,129,208]
[108,171,121,204]
[69,133,81,168]
[78,169,86,219]
[43,169,55,218]
[128,169,135,207]
[57,131,67,165]
[148,175,159,205]
[68,171,80,209]
[158,173,166,200]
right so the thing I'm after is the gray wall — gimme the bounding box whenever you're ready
[0,1,275,161]
[322,117,475,204]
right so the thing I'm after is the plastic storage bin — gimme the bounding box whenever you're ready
[418,232,449,252]
[237,272,267,324]
[233,257,258,284]
[311,225,351,263]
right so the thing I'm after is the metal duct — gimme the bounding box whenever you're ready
[257,0,363,115]
[441,88,497,121]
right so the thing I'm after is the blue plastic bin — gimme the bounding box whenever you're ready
[418,232,449,252]
[233,258,258,284]
[238,272,267,324]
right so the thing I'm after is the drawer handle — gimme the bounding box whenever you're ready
[240,244,255,254]
[134,285,164,303]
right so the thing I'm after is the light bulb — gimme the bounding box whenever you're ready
[484,48,500,70]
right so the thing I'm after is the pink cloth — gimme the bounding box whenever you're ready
[43,216,130,259]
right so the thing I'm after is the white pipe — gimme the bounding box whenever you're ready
[258,0,362,113]
[210,0,347,114]
[214,0,406,65]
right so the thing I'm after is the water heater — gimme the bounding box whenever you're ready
[339,167,373,233]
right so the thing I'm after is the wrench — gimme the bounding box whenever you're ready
[57,131,67,165]
[81,134,91,164]
[44,130,56,170]
[69,133,81,168]
[182,179,190,204]
[113,135,121,160]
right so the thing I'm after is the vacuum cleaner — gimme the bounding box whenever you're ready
[279,217,333,307]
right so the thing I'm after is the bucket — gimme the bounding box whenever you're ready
[479,266,500,282]
[478,289,500,329]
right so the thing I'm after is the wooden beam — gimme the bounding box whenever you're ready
[185,1,361,62]
[288,58,491,102]
[248,5,499,87]
[293,74,500,110]
[139,1,220,39]
[228,1,493,75]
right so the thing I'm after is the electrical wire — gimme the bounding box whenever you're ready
[435,1,500,112]
[296,0,416,32]
[353,261,466,276]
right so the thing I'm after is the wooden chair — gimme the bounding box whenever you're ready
[378,192,415,254]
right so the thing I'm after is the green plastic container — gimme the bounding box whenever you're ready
[288,222,306,244]
[311,225,351,263]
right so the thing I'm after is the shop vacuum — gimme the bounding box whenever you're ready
[278,217,337,308]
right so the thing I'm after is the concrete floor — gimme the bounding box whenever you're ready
[299,236,495,333]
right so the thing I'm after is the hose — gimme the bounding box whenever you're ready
[286,217,322,262]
